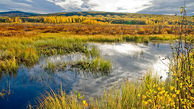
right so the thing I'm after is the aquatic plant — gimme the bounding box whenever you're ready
[88,46,100,58]
[0,83,11,97]
[44,61,57,73]
[73,57,112,76]
[0,90,6,97]
[44,56,112,77]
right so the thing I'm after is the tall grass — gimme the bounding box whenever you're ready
[38,89,86,109]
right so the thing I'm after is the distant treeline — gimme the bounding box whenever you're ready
[0,14,193,25]
[0,16,146,25]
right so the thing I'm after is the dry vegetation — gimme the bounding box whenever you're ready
[0,23,193,37]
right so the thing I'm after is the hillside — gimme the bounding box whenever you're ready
[0,11,165,17]
[0,11,37,17]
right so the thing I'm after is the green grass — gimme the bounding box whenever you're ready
[0,34,98,73]
[44,61,57,73]
[44,57,112,77]
[73,57,112,76]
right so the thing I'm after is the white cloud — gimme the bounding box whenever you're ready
[48,0,85,11]
[0,0,193,15]
[26,0,33,2]
[47,0,152,13]
[89,0,152,12]
[139,0,194,15]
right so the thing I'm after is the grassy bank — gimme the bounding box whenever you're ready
[37,72,193,109]
[0,34,100,74]
[39,33,181,43]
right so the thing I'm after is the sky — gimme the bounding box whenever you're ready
[0,0,193,15]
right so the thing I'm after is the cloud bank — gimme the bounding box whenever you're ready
[138,0,194,15]
[47,0,152,13]
[0,0,193,15]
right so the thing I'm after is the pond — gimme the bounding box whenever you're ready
[0,42,172,109]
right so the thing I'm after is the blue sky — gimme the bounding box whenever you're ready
[0,0,193,15]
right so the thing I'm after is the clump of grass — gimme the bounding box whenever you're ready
[72,57,112,76]
[99,58,112,73]
[123,35,150,43]
[43,56,112,77]
[0,90,6,97]
[21,48,39,66]
[0,83,11,97]
[90,57,112,74]
[38,89,87,109]
[44,61,57,73]
[35,38,88,56]
[44,60,68,73]
[0,57,19,73]
[122,35,178,43]
[88,46,100,58]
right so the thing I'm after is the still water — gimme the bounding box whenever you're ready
[0,42,172,109]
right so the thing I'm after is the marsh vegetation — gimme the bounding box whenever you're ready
[0,10,193,109]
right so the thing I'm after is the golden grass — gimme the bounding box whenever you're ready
[37,71,193,109]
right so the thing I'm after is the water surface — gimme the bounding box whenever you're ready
[0,42,172,109]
